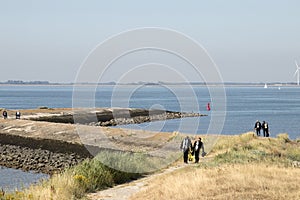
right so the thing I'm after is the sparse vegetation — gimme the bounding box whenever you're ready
[0,156,143,200]
[130,132,300,200]
[130,163,300,200]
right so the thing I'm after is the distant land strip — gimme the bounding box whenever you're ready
[0,80,299,86]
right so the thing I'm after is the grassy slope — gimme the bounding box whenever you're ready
[0,128,179,200]
[130,133,300,200]
[0,156,143,200]
[1,132,299,200]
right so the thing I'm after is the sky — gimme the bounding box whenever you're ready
[1,0,300,83]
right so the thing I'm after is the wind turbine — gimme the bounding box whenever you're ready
[295,60,300,86]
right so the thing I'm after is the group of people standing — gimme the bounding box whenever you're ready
[2,110,21,119]
[254,120,269,137]
[180,136,206,164]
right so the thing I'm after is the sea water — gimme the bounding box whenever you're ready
[0,166,48,192]
[0,85,300,190]
[0,85,299,138]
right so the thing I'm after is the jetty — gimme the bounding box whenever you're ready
[0,107,204,174]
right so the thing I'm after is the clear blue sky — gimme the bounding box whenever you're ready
[1,0,300,83]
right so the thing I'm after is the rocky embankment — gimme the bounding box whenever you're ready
[0,127,91,174]
[0,144,84,174]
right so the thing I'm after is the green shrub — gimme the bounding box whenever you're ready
[94,149,177,174]
[72,158,114,192]
[71,157,145,194]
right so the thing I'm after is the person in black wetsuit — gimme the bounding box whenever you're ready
[254,120,262,136]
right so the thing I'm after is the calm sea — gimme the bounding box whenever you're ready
[0,85,299,138]
[0,167,48,192]
[0,85,300,190]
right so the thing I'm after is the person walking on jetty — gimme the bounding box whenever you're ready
[262,121,269,137]
[254,120,261,136]
[15,111,21,119]
[2,110,8,119]
[193,137,205,163]
[180,136,192,164]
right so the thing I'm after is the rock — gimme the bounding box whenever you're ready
[38,163,45,168]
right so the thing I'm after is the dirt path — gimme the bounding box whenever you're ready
[86,163,188,200]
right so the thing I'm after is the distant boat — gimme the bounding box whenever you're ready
[264,83,268,88]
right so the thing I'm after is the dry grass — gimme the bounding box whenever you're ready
[130,164,300,200]
[25,172,78,200]
[130,132,300,200]
[0,171,78,200]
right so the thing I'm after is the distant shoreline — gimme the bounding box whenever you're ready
[0,82,299,87]
[1,79,300,87]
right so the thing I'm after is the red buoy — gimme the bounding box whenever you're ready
[207,102,211,111]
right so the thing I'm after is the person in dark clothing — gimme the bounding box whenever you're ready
[193,137,205,163]
[254,120,261,136]
[15,111,21,119]
[262,121,269,137]
[180,136,192,164]
[2,110,8,119]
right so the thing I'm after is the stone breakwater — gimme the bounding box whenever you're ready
[91,111,203,126]
[0,144,85,174]
[29,108,205,126]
